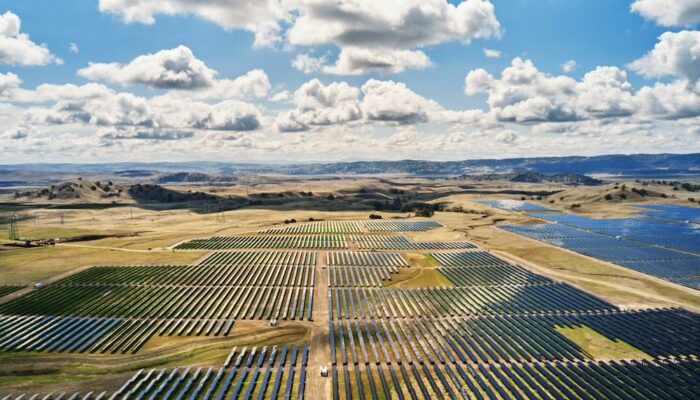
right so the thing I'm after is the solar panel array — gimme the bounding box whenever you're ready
[108,345,308,400]
[259,220,362,234]
[3,212,700,398]
[362,219,443,232]
[329,242,700,399]
[502,223,700,289]
[0,285,23,298]
[175,235,348,249]
[529,211,700,254]
[259,219,443,234]
[0,250,317,358]
[350,235,476,250]
[477,199,554,211]
[638,203,700,223]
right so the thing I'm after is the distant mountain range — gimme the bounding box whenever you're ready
[460,171,602,185]
[1,153,698,181]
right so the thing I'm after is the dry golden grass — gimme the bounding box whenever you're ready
[0,246,201,283]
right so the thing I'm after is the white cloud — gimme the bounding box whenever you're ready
[70,42,79,54]
[465,56,700,125]
[276,79,362,132]
[101,127,194,141]
[291,53,326,74]
[18,82,265,134]
[465,58,653,123]
[631,0,700,27]
[361,79,441,124]
[270,90,290,102]
[322,47,432,75]
[97,1,501,76]
[628,30,700,82]
[191,69,271,100]
[78,45,217,89]
[635,80,700,119]
[447,128,517,145]
[0,11,60,66]
[98,0,286,47]
[286,0,500,75]
[0,72,21,98]
[483,48,501,58]
[577,66,635,118]
[464,68,494,95]
[562,60,577,73]
[77,46,271,99]
[1,126,28,140]
[287,0,501,49]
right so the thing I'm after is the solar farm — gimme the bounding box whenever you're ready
[2,208,700,398]
[493,203,700,290]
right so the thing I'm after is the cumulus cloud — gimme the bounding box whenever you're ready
[77,46,271,99]
[464,58,643,123]
[361,79,441,124]
[631,0,700,26]
[447,128,517,145]
[291,53,326,73]
[562,60,577,73]
[1,126,28,140]
[0,72,21,98]
[287,0,500,49]
[483,48,501,58]
[464,54,700,130]
[101,127,194,140]
[270,90,290,102]
[18,81,265,134]
[322,47,432,75]
[78,46,217,89]
[276,79,362,132]
[0,11,60,65]
[70,42,79,54]
[98,0,286,47]
[192,69,271,100]
[286,0,500,74]
[628,31,700,82]
[97,1,502,75]
[274,76,481,132]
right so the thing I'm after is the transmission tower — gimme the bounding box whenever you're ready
[8,213,19,240]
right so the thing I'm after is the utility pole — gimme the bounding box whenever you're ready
[8,213,19,240]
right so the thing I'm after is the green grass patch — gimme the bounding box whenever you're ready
[386,268,453,288]
[405,253,441,268]
[556,325,650,360]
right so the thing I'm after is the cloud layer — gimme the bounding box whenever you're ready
[1,2,699,162]
[0,11,60,66]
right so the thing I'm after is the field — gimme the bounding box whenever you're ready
[0,177,699,398]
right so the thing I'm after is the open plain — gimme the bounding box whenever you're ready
[1,176,699,399]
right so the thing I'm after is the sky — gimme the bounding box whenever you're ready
[0,0,699,164]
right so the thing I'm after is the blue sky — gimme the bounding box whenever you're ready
[0,0,699,163]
